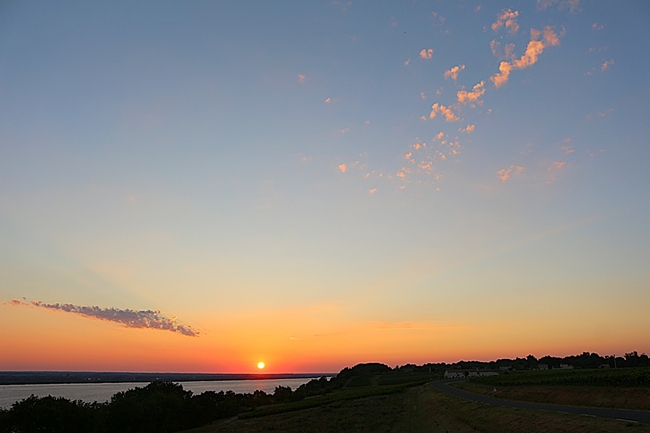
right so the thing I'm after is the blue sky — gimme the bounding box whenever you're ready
[1,0,649,372]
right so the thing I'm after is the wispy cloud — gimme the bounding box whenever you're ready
[601,59,614,71]
[429,103,459,122]
[490,40,516,60]
[537,0,581,13]
[325,97,332,104]
[12,300,199,337]
[338,163,347,173]
[444,64,465,81]
[419,48,434,59]
[369,188,377,194]
[492,9,520,34]
[497,165,524,182]
[404,58,411,66]
[298,74,306,83]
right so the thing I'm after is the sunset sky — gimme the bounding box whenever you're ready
[1,1,649,373]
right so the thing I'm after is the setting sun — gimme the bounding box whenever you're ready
[257,361,265,370]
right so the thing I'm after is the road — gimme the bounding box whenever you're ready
[430,380,650,424]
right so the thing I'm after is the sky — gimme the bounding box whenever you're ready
[1,0,649,374]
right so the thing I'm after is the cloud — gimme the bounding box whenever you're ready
[460,124,475,134]
[543,26,560,46]
[338,163,347,173]
[511,39,545,69]
[325,97,331,104]
[404,58,411,66]
[598,108,613,117]
[429,103,459,122]
[592,22,604,31]
[444,64,465,81]
[601,59,614,71]
[8,299,29,306]
[457,81,486,106]
[561,145,574,154]
[420,92,426,100]
[419,48,434,59]
[490,61,512,88]
[492,9,520,34]
[537,0,581,13]
[298,74,306,83]
[369,188,377,194]
[490,27,559,88]
[490,40,516,60]
[434,132,445,140]
[19,300,199,336]
[497,165,524,182]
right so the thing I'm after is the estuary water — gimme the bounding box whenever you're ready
[0,378,315,409]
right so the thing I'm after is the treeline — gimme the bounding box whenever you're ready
[0,376,345,433]
[395,351,649,372]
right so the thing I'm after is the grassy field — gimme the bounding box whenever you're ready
[453,380,650,410]
[470,367,650,387]
[180,384,650,433]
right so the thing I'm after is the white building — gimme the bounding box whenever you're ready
[444,369,499,379]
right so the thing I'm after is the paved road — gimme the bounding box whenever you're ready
[430,380,650,424]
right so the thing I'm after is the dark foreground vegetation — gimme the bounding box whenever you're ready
[1,351,647,433]
[0,363,433,433]
[471,365,650,387]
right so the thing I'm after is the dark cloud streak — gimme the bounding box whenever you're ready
[11,300,199,337]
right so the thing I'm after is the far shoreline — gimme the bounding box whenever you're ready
[0,371,335,386]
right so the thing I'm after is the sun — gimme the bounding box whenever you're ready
[257,361,265,370]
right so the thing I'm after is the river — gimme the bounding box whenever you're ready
[0,377,317,409]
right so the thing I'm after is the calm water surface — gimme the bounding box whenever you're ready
[0,378,315,409]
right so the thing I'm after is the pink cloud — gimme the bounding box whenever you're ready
[490,61,512,88]
[457,81,486,106]
[338,163,347,173]
[444,64,465,81]
[298,74,306,83]
[420,92,427,100]
[429,103,459,122]
[460,124,475,134]
[369,188,377,194]
[325,97,331,104]
[497,165,524,182]
[404,58,411,66]
[419,48,434,59]
[490,27,560,88]
[601,59,614,71]
[492,9,520,34]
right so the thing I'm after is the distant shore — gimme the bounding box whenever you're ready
[0,371,333,385]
